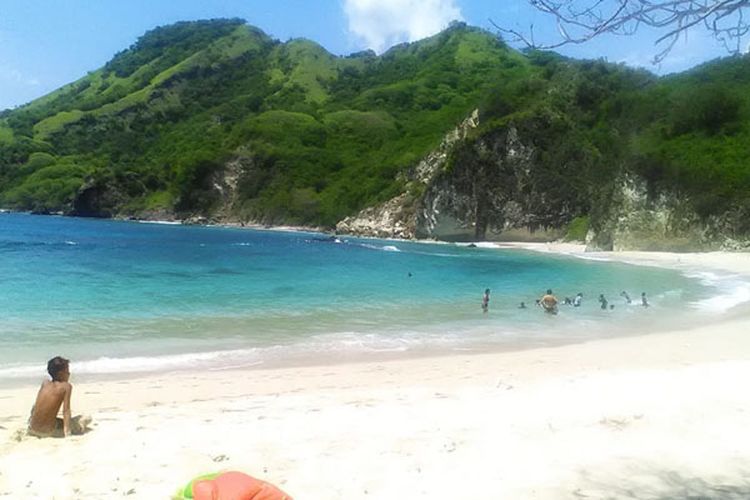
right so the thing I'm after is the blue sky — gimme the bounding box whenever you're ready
[0,0,734,110]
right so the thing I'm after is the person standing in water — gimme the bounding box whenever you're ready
[598,294,608,310]
[641,292,650,307]
[540,289,558,314]
[482,288,490,313]
[573,292,583,307]
[620,291,632,304]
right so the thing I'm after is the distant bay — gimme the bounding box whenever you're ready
[0,213,743,384]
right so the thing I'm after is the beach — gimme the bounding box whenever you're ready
[2,246,750,499]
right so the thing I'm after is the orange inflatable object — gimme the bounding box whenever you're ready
[192,471,292,500]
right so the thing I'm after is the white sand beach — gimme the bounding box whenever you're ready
[2,248,750,499]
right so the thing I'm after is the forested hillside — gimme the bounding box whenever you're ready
[0,19,525,225]
[1,18,749,246]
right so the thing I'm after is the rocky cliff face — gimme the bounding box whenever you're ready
[336,110,480,239]
[587,175,750,251]
[334,193,416,239]
[336,109,750,250]
[416,124,569,241]
[337,109,577,242]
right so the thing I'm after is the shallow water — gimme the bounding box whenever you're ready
[0,213,745,383]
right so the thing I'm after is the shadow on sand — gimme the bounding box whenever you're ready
[575,469,750,499]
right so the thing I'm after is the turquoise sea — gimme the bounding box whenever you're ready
[1,213,747,384]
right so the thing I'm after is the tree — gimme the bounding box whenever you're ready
[493,1,750,62]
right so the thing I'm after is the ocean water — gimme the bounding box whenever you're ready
[0,213,746,383]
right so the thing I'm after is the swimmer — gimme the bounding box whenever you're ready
[518,301,527,309]
[540,289,559,315]
[641,292,649,308]
[598,294,608,310]
[573,292,583,307]
[482,288,490,313]
[620,291,632,304]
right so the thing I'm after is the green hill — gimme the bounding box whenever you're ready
[0,19,523,225]
[1,18,749,247]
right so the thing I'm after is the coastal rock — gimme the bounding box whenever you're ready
[589,175,750,251]
[71,176,133,218]
[335,193,416,239]
[336,104,750,250]
[336,107,591,242]
[210,154,245,222]
[335,110,480,239]
[416,124,553,241]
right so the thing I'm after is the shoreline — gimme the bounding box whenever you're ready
[2,312,750,498]
[3,215,750,497]
[490,240,750,277]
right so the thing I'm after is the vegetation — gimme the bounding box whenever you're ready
[1,18,749,235]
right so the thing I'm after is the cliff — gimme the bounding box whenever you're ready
[338,106,750,250]
[2,20,750,251]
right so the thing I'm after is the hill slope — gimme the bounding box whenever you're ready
[1,19,750,249]
[0,19,526,226]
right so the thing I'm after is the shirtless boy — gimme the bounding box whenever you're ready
[540,289,559,314]
[28,356,90,438]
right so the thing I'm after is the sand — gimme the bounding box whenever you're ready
[2,247,750,499]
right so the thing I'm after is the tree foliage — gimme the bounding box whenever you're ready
[1,18,749,232]
[495,1,750,63]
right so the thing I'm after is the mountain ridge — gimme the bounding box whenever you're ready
[1,18,749,249]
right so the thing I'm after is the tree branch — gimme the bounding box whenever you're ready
[491,1,750,62]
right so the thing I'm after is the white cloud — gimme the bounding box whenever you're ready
[343,0,464,53]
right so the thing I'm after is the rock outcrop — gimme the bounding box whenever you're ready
[416,124,568,241]
[588,175,750,251]
[335,193,416,239]
[337,109,578,242]
[336,110,480,239]
[336,107,750,249]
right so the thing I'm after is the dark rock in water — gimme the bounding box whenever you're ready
[71,177,129,218]
[467,243,477,248]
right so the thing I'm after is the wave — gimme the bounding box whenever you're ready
[0,326,481,379]
[0,240,80,251]
[683,270,750,313]
[353,242,400,252]
[0,349,264,379]
[0,320,595,380]
[136,220,182,225]
[566,253,750,314]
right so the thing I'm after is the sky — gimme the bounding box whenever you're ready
[0,0,737,110]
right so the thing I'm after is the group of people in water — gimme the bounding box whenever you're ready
[482,288,650,314]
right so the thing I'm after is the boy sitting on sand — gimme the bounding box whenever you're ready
[28,356,91,438]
